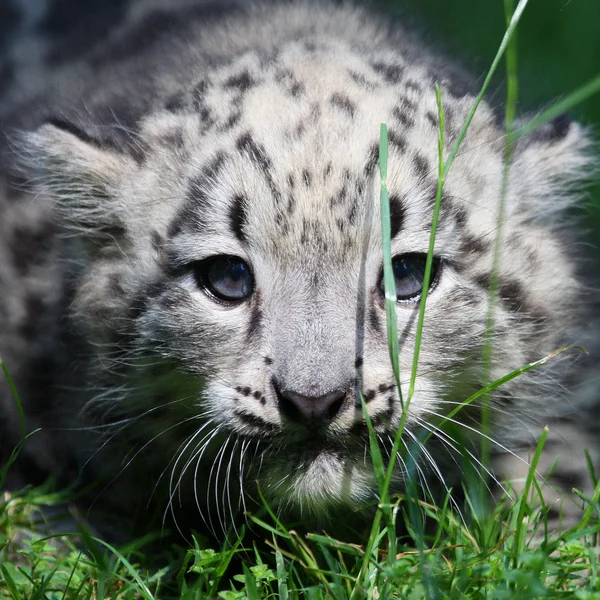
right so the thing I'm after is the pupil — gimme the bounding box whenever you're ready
[196,255,254,302]
[381,253,438,302]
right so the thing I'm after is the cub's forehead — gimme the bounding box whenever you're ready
[137,37,501,259]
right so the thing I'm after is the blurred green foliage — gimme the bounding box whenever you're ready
[376,0,600,238]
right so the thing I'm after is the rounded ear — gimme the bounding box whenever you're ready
[22,118,141,236]
[509,115,596,221]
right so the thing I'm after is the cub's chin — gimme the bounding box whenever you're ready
[254,451,380,523]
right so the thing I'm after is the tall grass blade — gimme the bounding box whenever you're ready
[408,85,445,403]
[379,123,402,407]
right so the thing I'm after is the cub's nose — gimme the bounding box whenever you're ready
[274,383,347,422]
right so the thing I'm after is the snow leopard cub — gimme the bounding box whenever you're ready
[0,0,597,538]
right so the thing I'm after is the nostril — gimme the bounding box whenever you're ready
[274,384,347,422]
[325,391,346,420]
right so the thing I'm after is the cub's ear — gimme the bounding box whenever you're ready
[510,115,596,220]
[23,118,142,235]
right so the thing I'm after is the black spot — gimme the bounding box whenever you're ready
[264,356,273,365]
[347,198,359,225]
[392,106,415,129]
[388,130,407,153]
[241,387,251,396]
[246,299,263,341]
[369,304,382,334]
[473,272,492,291]
[389,194,406,239]
[370,413,386,428]
[224,70,255,91]
[364,389,376,403]
[150,230,163,253]
[529,114,573,143]
[499,280,526,313]
[329,181,348,208]
[451,205,469,229]
[302,169,312,187]
[252,391,262,400]
[426,112,438,128]
[236,132,271,169]
[354,357,364,368]
[330,93,356,117]
[222,111,242,131]
[412,153,430,180]
[364,143,380,177]
[371,61,404,83]
[323,163,333,180]
[405,79,422,93]
[167,180,212,237]
[300,218,309,245]
[397,95,417,112]
[290,82,304,97]
[198,107,215,129]
[201,152,226,181]
[459,235,489,255]
[348,70,378,88]
[234,411,277,432]
[229,194,248,243]
[547,114,572,140]
[237,131,282,203]
[286,193,296,215]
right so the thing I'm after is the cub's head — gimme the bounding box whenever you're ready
[25,33,592,534]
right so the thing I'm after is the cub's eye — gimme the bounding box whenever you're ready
[193,255,254,303]
[380,253,440,302]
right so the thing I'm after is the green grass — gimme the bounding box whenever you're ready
[2,1,600,598]
[2,472,600,598]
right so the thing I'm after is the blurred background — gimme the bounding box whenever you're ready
[376,0,600,262]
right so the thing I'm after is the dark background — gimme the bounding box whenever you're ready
[376,0,600,245]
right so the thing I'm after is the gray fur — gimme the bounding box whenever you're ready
[0,0,598,538]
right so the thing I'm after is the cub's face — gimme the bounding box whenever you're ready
[28,37,588,530]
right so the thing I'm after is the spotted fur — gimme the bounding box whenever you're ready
[0,0,598,538]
